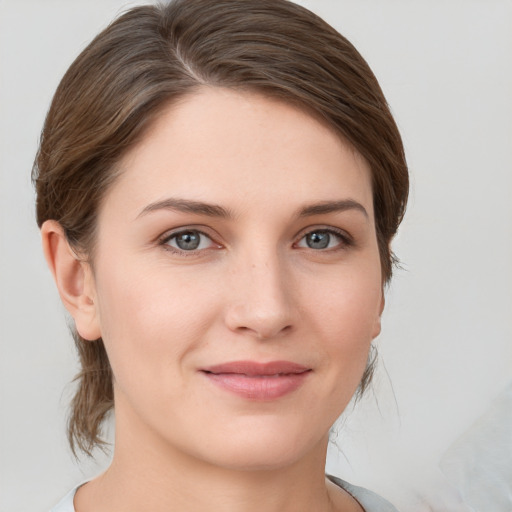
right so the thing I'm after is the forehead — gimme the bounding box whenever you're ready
[105,87,374,220]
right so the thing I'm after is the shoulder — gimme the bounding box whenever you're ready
[48,486,78,512]
[327,475,400,512]
[51,477,398,512]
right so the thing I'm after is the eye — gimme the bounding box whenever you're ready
[163,229,216,252]
[296,229,349,250]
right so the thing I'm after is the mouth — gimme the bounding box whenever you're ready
[200,361,312,400]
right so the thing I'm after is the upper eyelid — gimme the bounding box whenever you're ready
[295,225,353,242]
[158,226,217,243]
[166,230,211,243]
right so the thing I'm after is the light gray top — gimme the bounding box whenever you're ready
[50,475,399,512]
[328,475,399,511]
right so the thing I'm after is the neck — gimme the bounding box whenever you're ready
[96,442,332,512]
[74,397,360,512]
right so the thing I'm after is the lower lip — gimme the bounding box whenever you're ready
[202,371,310,400]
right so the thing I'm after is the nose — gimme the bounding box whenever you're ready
[224,252,296,340]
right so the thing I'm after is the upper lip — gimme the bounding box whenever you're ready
[201,360,310,376]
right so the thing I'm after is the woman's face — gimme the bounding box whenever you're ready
[81,88,383,470]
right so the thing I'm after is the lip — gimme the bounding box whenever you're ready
[200,360,311,400]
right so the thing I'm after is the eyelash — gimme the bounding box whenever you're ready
[159,228,219,256]
[158,226,353,255]
[294,227,353,251]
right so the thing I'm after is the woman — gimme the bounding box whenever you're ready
[33,0,408,510]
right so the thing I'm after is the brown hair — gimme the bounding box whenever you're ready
[33,0,408,456]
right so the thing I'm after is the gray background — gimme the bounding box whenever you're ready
[1,1,511,510]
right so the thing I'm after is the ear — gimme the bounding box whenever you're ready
[372,292,385,339]
[41,220,101,341]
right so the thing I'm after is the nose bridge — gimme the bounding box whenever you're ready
[225,244,295,339]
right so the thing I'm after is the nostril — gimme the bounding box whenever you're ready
[223,291,296,339]
[256,323,293,340]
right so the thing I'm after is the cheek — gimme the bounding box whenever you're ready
[311,261,382,338]
[92,261,221,388]
[305,262,382,387]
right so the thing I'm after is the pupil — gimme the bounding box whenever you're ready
[176,231,200,250]
[307,231,329,249]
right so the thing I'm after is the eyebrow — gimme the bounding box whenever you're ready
[298,199,368,219]
[137,197,368,220]
[137,197,234,219]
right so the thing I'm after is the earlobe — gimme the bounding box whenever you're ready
[372,293,385,339]
[41,220,101,341]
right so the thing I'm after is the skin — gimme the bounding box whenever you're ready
[43,88,384,512]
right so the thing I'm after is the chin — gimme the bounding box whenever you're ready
[185,417,328,472]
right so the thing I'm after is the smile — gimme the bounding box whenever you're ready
[200,361,312,400]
